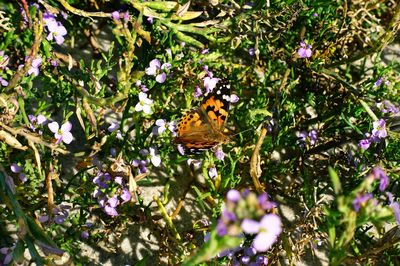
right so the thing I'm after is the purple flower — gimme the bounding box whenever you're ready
[46,20,67,45]
[0,245,14,265]
[248,48,255,56]
[93,172,110,189]
[241,214,282,252]
[193,86,203,98]
[145,59,171,83]
[372,119,387,139]
[244,246,257,256]
[203,76,219,93]
[177,144,185,155]
[108,122,119,132]
[230,94,240,103]
[374,77,383,87]
[43,12,56,24]
[372,167,389,192]
[135,92,153,114]
[353,193,373,212]
[135,80,148,92]
[216,220,228,236]
[255,255,269,265]
[28,114,47,133]
[10,163,27,183]
[123,12,129,23]
[140,147,161,167]
[297,41,312,58]
[81,231,90,239]
[387,192,400,226]
[110,147,117,157]
[28,56,42,76]
[201,48,209,54]
[153,119,167,135]
[10,163,22,174]
[308,129,318,145]
[312,12,318,17]
[240,256,251,264]
[227,189,241,203]
[48,121,73,144]
[112,11,120,20]
[120,188,131,203]
[114,176,123,185]
[131,159,148,173]
[359,138,371,150]
[215,147,225,161]
[377,100,399,114]
[53,205,70,224]
[208,167,218,179]
[147,16,154,24]
[241,219,261,234]
[0,77,8,86]
[258,193,276,210]
[104,196,119,216]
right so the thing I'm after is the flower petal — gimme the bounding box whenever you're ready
[241,219,260,234]
[253,232,278,252]
[151,155,161,167]
[61,121,72,133]
[62,131,73,144]
[48,121,59,133]
[156,73,166,83]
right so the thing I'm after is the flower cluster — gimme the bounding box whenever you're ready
[297,129,318,148]
[215,241,269,266]
[376,100,399,115]
[359,119,387,150]
[352,167,390,212]
[28,114,47,134]
[217,190,282,254]
[373,76,390,87]
[145,59,171,83]
[0,244,15,265]
[139,147,162,167]
[92,172,132,216]
[152,119,177,136]
[43,12,67,45]
[297,41,312,58]
[10,163,27,183]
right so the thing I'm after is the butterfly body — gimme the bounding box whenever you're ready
[174,79,232,151]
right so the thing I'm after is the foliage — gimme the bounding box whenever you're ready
[1,0,400,265]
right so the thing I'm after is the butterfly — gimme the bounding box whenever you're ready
[174,79,233,151]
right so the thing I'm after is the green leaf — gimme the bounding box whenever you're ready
[182,231,242,266]
[13,239,25,264]
[328,167,342,194]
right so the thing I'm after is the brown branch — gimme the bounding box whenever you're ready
[57,0,112,18]
[5,12,43,93]
[0,122,69,154]
[327,2,400,67]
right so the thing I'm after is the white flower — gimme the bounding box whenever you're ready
[48,121,73,144]
[135,92,153,114]
[149,147,161,167]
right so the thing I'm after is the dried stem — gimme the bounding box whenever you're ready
[0,122,69,154]
[328,2,400,67]
[57,0,111,18]
[5,12,43,93]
